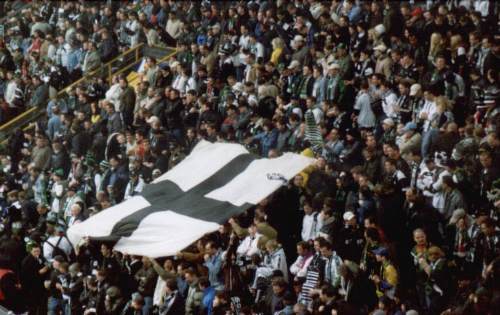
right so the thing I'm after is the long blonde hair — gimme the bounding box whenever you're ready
[435,96,452,113]
[450,34,462,52]
[271,37,285,50]
[429,32,444,58]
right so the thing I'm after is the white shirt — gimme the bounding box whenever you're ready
[236,233,262,258]
[4,81,19,106]
[171,74,187,93]
[105,83,123,112]
[382,90,398,118]
[43,235,72,262]
[419,100,437,131]
[432,169,450,210]
[124,178,145,200]
[166,19,182,39]
[301,212,319,242]
[290,254,314,278]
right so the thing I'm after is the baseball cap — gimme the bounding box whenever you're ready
[403,122,417,132]
[409,83,421,96]
[287,60,300,69]
[293,35,304,42]
[382,118,395,126]
[343,211,355,221]
[328,63,340,70]
[372,247,389,257]
[373,44,387,52]
[146,116,160,124]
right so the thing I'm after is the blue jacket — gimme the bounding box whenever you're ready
[203,251,223,288]
[253,129,278,157]
[202,286,216,315]
[47,115,62,140]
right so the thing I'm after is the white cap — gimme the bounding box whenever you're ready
[288,60,301,69]
[343,211,355,221]
[232,82,244,93]
[382,118,395,126]
[410,83,422,96]
[293,35,305,42]
[170,61,180,68]
[373,44,387,52]
[374,24,386,35]
[146,116,160,124]
[328,63,340,70]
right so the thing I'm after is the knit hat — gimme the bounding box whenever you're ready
[372,247,389,257]
[85,152,96,167]
[449,208,467,225]
[99,160,110,170]
[53,168,65,177]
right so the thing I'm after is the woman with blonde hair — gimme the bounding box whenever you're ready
[449,34,467,75]
[270,37,285,65]
[428,32,445,66]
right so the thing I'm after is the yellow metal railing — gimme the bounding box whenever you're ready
[0,44,150,141]
[0,45,177,146]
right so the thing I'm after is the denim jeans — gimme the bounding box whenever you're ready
[421,128,438,158]
[143,296,153,315]
[48,297,63,315]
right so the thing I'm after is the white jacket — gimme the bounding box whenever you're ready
[290,254,313,278]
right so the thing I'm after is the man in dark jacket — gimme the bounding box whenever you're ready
[118,76,136,126]
[21,243,50,314]
[163,88,184,142]
[28,76,49,108]
[159,278,185,315]
[99,29,118,63]
[105,102,123,134]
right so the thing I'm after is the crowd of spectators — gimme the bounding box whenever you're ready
[0,1,499,315]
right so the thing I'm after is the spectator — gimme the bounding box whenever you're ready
[0,2,498,314]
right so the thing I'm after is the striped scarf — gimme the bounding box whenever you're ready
[304,110,323,154]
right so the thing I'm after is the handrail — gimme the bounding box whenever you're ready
[0,107,37,132]
[0,45,176,145]
[0,44,146,134]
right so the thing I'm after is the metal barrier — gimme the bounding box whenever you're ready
[0,44,176,145]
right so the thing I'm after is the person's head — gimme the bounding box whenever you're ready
[30,243,41,258]
[479,150,493,168]
[265,239,279,253]
[70,203,82,217]
[105,102,115,114]
[480,218,496,237]
[365,227,380,244]
[373,247,389,262]
[435,55,447,71]
[427,246,445,262]
[101,243,112,257]
[319,284,336,302]
[165,278,177,295]
[319,239,333,258]
[184,269,198,284]
[69,262,81,278]
[343,211,356,227]
[271,277,287,295]
[413,228,427,246]
[384,158,397,174]
[248,223,257,236]
[441,175,455,191]
[204,241,218,256]
[118,76,128,88]
[296,241,311,257]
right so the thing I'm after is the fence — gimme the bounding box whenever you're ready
[0,44,176,145]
